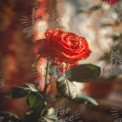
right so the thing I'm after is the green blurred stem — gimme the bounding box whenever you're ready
[32,55,41,67]
[43,61,50,96]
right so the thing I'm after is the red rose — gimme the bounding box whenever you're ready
[34,29,91,64]
[102,0,118,4]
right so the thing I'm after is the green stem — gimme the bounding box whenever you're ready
[43,61,50,96]
[32,55,41,67]
[36,61,50,121]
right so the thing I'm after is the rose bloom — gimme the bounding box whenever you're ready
[102,0,118,4]
[34,29,91,65]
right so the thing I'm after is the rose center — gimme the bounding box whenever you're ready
[68,40,79,49]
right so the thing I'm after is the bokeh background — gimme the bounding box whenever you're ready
[0,0,122,122]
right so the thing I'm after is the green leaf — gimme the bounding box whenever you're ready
[76,3,102,14]
[38,108,58,122]
[27,92,44,109]
[25,83,38,92]
[5,83,38,98]
[48,65,58,78]
[66,64,101,82]
[5,87,30,98]
[73,96,98,105]
[89,4,102,11]
[76,9,85,14]
[111,33,122,41]
[57,77,98,105]
[0,111,20,120]
[57,77,77,100]
[24,110,36,122]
